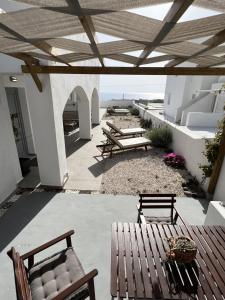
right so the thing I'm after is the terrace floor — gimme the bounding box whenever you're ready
[0,192,208,300]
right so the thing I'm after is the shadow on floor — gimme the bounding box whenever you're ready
[0,192,56,252]
[65,130,89,158]
[89,148,164,177]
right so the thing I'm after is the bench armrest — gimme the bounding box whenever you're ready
[20,230,74,268]
[52,269,98,300]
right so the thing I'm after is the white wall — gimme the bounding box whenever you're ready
[204,201,225,225]
[100,99,133,108]
[164,74,219,123]
[186,112,224,127]
[180,93,215,125]
[0,77,22,203]
[164,76,186,120]
[136,104,209,185]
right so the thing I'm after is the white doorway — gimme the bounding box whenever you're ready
[5,87,28,157]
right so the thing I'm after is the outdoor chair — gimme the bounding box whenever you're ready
[106,121,146,137]
[96,128,151,157]
[107,107,129,115]
[137,193,187,225]
[7,230,98,300]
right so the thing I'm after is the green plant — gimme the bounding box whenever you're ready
[130,107,139,116]
[148,126,172,148]
[140,118,152,129]
[200,117,225,179]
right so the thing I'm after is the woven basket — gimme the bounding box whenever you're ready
[166,236,197,263]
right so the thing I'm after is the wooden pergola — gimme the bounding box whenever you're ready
[1,0,225,92]
[1,0,225,194]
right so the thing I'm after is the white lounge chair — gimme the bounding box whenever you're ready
[107,107,130,115]
[106,121,146,137]
[97,128,151,157]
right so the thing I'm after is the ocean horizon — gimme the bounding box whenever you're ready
[100,92,164,101]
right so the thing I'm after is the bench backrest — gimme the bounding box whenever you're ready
[102,128,123,148]
[9,248,31,300]
[106,121,122,135]
[138,194,177,222]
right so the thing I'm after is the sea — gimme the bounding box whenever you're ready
[100,92,165,101]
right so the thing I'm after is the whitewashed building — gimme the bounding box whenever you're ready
[0,2,100,204]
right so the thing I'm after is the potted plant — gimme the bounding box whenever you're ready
[166,236,197,263]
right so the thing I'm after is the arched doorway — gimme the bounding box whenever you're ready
[91,88,100,125]
[62,86,91,156]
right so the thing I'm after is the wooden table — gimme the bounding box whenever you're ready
[111,223,225,299]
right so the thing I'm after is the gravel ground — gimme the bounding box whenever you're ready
[100,114,191,196]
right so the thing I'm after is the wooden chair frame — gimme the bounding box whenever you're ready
[137,194,187,225]
[96,128,150,157]
[106,121,146,137]
[8,230,98,300]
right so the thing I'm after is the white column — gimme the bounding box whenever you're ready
[77,94,92,140]
[91,89,100,125]
[24,74,68,187]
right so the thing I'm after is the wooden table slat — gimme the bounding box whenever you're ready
[206,226,225,259]
[129,223,145,298]
[158,225,187,300]
[141,224,161,298]
[111,223,225,300]
[135,224,152,298]
[111,223,118,297]
[191,226,225,296]
[197,226,225,272]
[215,226,225,242]
[146,225,171,299]
[117,223,127,298]
[123,223,136,298]
[180,225,223,300]
[171,225,211,300]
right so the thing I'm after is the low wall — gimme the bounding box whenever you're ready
[135,104,209,187]
[100,100,134,108]
[186,112,224,127]
[204,201,225,225]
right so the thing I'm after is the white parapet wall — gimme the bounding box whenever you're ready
[100,100,134,108]
[134,104,210,188]
[204,201,225,225]
[186,112,224,127]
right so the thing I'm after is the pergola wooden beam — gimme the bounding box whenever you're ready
[166,28,225,67]
[135,0,194,66]
[66,0,104,67]
[25,61,43,92]
[21,65,225,75]
[4,51,43,92]
[0,23,70,66]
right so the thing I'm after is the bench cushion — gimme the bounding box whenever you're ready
[120,128,146,135]
[118,137,150,149]
[28,247,88,300]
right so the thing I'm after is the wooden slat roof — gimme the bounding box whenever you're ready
[1,0,225,72]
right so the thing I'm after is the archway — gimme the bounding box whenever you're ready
[62,86,91,155]
[91,88,100,125]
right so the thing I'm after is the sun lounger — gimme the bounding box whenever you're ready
[97,128,151,157]
[107,107,130,115]
[106,121,146,137]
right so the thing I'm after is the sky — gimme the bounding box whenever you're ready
[98,3,219,96]
[0,1,220,97]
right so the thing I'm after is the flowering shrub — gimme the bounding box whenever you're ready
[163,152,185,169]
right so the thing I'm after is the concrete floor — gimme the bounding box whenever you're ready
[0,192,208,300]
[64,119,107,191]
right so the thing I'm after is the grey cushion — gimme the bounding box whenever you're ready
[28,247,89,300]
